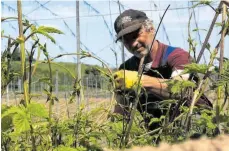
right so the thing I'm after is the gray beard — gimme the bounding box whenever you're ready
[133,45,150,58]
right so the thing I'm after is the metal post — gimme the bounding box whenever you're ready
[33,82,35,93]
[15,78,17,91]
[6,84,9,106]
[64,73,66,98]
[86,77,89,110]
[28,72,30,92]
[40,82,43,92]
[13,80,15,92]
[18,78,21,93]
[95,75,98,98]
[68,77,70,92]
[64,73,70,118]
[55,70,59,118]
[88,74,91,100]
[76,1,82,108]
[10,81,12,92]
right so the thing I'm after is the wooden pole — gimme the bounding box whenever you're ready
[222,0,229,7]
[218,3,227,114]
[196,2,223,63]
[219,4,226,74]
[17,0,28,105]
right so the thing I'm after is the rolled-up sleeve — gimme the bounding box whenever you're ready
[167,48,192,80]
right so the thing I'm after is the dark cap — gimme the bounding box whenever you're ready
[114,9,148,42]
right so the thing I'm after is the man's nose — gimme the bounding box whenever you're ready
[131,40,139,49]
[132,41,143,50]
[124,40,134,49]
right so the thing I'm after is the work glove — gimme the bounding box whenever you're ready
[113,70,142,90]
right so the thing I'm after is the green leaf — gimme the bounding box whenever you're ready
[109,122,123,134]
[89,131,104,139]
[31,25,37,32]
[22,19,30,26]
[27,102,48,118]
[37,26,64,34]
[183,63,208,74]
[219,114,229,123]
[36,30,56,43]
[159,99,177,107]
[7,131,21,143]
[149,118,161,125]
[206,43,211,51]
[1,105,13,132]
[39,77,51,84]
[1,104,9,114]
[63,135,75,147]
[33,121,49,130]
[54,145,79,151]
[167,80,196,94]
[43,88,50,95]
[206,121,216,129]
[192,28,207,32]
[192,0,212,8]
[182,80,196,87]
[1,30,4,36]
[15,37,24,43]
[53,96,59,102]
[215,22,222,27]
[1,106,25,118]
[13,112,30,133]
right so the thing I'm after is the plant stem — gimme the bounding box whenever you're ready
[122,57,144,146]
[30,125,36,151]
[17,1,36,150]
[28,40,38,99]
[17,0,29,106]
[188,13,196,61]
[32,42,41,76]
[1,35,17,41]
[122,5,171,147]
[186,25,228,130]
[47,58,53,122]
[1,17,18,22]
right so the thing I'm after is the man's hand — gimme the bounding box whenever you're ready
[113,70,142,90]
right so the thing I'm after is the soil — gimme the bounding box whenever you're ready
[105,135,229,151]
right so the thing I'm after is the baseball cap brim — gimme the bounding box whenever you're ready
[115,23,143,42]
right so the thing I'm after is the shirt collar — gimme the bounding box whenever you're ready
[151,40,167,68]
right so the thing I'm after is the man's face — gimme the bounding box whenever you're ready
[121,27,154,58]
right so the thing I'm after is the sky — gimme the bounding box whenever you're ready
[1,0,229,68]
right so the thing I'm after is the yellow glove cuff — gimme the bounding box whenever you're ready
[113,70,142,90]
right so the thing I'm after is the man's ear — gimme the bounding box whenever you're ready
[150,27,155,34]
[145,27,155,33]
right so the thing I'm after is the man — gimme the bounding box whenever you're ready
[113,9,212,129]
